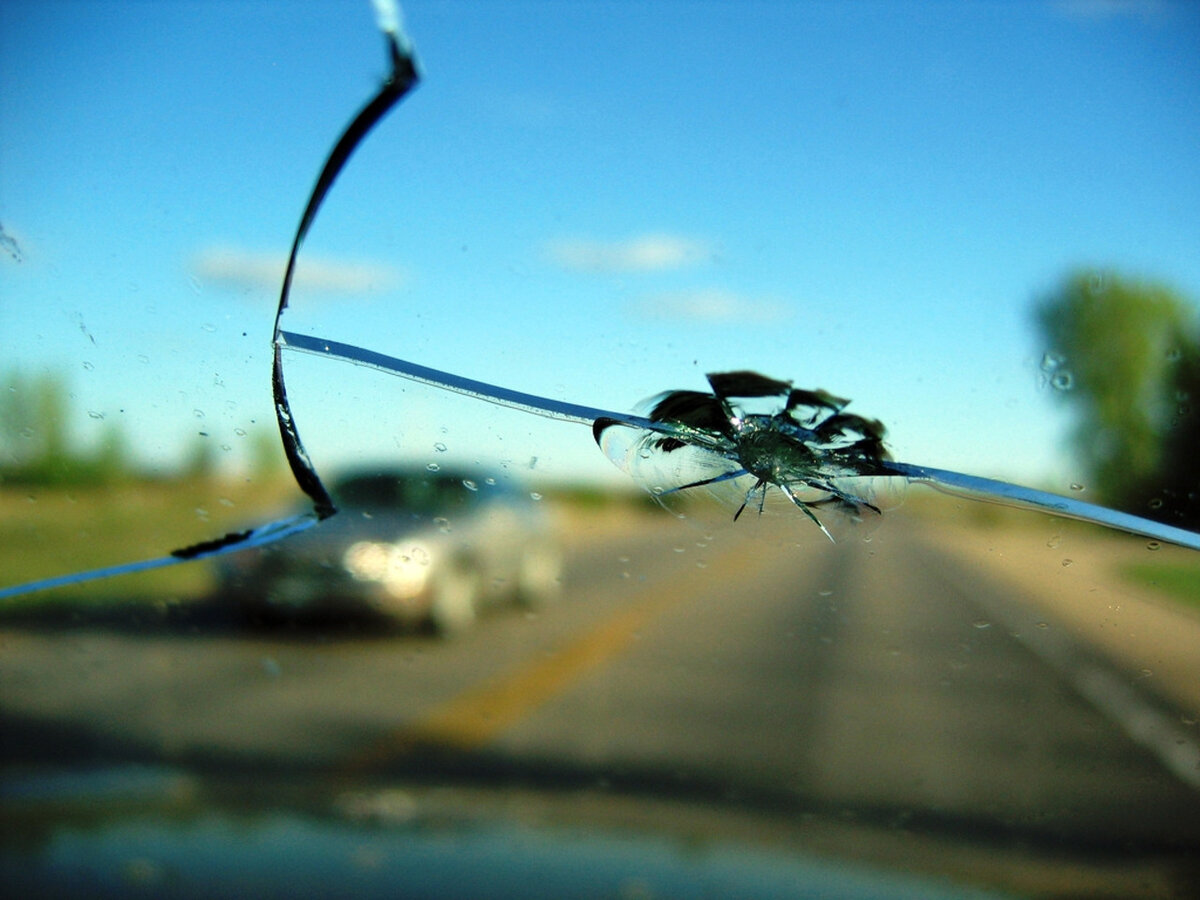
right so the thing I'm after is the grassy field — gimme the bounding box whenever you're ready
[0,477,654,612]
[1121,560,1200,611]
[4,476,1197,615]
[0,476,297,609]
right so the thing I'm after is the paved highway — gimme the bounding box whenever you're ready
[3,508,1199,896]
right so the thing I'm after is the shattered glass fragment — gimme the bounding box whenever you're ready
[594,370,1200,550]
[594,371,900,541]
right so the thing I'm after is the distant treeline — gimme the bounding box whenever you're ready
[0,369,275,487]
[1035,270,1200,529]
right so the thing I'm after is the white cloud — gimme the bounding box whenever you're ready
[545,233,711,273]
[190,246,404,297]
[633,288,790,325]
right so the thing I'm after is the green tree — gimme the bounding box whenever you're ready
[91,420,133,484]
[0,368,73,482]
[0,368,138,486]
[1155,331,1200,525]
[181,433,217,481]
[248,427,283,478]
[1034,270,1199,525]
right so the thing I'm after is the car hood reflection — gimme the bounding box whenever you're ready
[0,765,1012,900]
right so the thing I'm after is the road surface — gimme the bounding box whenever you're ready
[2,507,1199,897]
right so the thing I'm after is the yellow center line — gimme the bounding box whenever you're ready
[340,533,769,775]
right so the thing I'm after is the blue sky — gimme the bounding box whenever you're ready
[2,0,1199,491]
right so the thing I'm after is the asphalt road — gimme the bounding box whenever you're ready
[3,508,1200,895]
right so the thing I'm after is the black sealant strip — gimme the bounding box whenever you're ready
[271,23,420,521]
[0,515,317,602]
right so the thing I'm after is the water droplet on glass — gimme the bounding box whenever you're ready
[1146,541,1161,551]
[82,361,94,371]
[1047,534,1062,549]
[1036,621,1049,629]
[1051,371,1074,391]
[529,491,543,501]
[434,442,447,453]
[433,517,451,534]
[234,427,246,437]
[87,410,104,420]
[462,479,478,492]
[1040,351,1066,372]
[1061,558,1074,567]
[193,409,205,419]
[1148,497,1163,510]
[973,620,991,629]
[1069,483,1084,492]
[426,462,440,472]
[201,323,217,333]
[485,477,496,486]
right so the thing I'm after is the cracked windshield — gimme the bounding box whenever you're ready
[3,1,1200,897]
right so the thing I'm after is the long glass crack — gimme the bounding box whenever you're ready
[271,4,419,524]
[0,1,419,601]
[278,337,1200,552]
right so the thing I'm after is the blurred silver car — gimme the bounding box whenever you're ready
[218,468,563,634]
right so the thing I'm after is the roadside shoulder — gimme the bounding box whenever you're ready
[905,514,1200,717]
